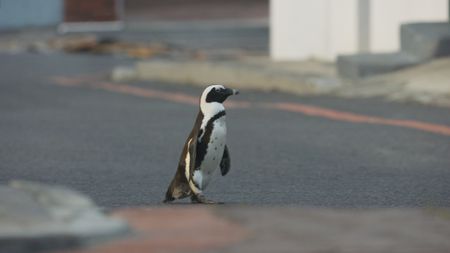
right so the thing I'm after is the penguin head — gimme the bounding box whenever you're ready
[200,84,239,115]
[201,84,239,104]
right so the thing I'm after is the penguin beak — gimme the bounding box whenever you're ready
[226,88,239,96]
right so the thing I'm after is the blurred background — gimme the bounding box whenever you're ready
[1,0,449,61]
[1,1,450,252]
[1,0,450,82]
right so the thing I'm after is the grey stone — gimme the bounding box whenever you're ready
[337,52,420,79]
[338,22,450,79]
[401,22,450,60]
[0,181,129,253]
[111,66,137,82]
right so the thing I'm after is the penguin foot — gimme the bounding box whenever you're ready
[162,196,175,204]
[191,194,222,204]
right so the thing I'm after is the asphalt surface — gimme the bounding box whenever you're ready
[0,53,449,208]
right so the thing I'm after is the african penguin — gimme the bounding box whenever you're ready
[164,84,239,204]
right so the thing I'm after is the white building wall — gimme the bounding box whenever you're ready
[328,1,359,58]
[370,0,448,52]
[270,0,449,61]
[270,0,358,61]
[270,0,328,60]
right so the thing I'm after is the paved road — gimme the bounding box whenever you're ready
[1,53,449,208]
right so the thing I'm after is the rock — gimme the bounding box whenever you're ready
[335,58,450,107]
[111,66,137,82]
[337,22,450,79]
[0,181,129,253]
[49,35,99,52]
[401,22,450,60]
[337,52,420,79]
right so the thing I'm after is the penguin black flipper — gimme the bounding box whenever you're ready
[164,112,202,203]
[220,145,231,176]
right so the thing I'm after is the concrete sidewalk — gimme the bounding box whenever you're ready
[58,206,450,253]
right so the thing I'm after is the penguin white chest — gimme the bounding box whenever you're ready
[200,118,226,182]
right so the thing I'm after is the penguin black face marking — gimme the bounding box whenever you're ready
[200,85,239,117]
[205,85,239,103]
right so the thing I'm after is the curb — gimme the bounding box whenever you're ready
[112,57,450,108]
[113,58,340,96]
